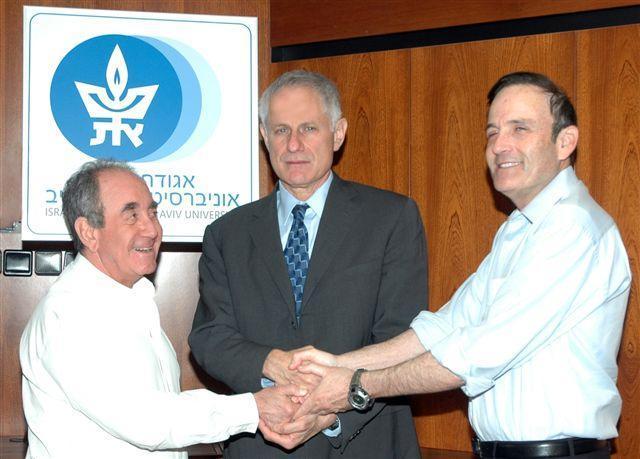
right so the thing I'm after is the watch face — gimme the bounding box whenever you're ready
[349,369,373,411]
[349,386,371,410]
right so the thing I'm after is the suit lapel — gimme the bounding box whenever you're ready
[303,176,357,308]
[248,191,297,317]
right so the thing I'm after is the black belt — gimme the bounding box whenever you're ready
[472,437,610,458]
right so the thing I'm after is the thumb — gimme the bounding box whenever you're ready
[296,362,327,377]
[289,349,312,370]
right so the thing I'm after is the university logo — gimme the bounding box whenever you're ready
[75,45,158,148]
[50,34,220,162]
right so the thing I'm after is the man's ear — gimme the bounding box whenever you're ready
[556,125,579,161]
[74,217,98,252]
[333,118,348,151]
[259,124,268,143]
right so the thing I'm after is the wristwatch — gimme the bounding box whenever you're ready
[348,368,374,411]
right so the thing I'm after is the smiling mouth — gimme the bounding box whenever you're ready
[134,247,154,253]
[497,161,522,169]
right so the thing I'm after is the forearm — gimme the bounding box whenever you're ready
[337,329,425,370]
[362,351,463,398]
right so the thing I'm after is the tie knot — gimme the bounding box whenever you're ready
[292,204,309,222]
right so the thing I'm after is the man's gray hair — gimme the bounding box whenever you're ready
[258,70,343,129]
[62,159,136,252]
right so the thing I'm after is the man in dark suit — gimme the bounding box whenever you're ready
[189,70,427,458]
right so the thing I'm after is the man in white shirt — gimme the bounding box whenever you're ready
[279,72,631,459]
[20,160,303,459]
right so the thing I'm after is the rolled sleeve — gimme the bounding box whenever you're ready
[410,310,454,351]
[410,310,492,396]
[429,330,493,397]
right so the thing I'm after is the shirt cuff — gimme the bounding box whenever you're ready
[322,416,341,437]
[216,392,260,435]
[429,330,494,397]
[411,310,494,397]
[410,310,454,351]
[182,389,260,441]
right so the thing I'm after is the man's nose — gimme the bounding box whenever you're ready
[491,131,511,155]
[287,131,304,152]
[138,213,160,238]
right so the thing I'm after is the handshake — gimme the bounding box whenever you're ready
[251,346,358,450]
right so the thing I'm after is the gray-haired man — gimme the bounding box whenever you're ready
[189,70,428,457]
[21,160,302,459]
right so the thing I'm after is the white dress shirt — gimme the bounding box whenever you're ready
[20,255,259,459]
[411,167,630,441]
[277,172,333,255]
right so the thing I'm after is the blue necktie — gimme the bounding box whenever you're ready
[284,204,310,324]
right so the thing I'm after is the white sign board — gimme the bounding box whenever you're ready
[23,6,258,242]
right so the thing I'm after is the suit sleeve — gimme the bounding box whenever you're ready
[338,197,428,449]
[189,222,272,393]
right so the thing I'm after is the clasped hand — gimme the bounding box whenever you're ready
[256,346,354,450]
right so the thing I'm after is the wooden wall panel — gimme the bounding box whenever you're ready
[0,0,23,229]
[270,0,638,47]
[0,232,58,437]
[268,50,412,194]
[409,32,576,452]
[153,251,232,393]
[576,24,640,458]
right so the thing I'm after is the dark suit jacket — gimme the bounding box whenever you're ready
[189,175,428,458]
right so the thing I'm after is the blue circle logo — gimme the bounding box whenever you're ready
[50,34,214,162]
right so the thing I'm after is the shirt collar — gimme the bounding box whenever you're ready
[277,172,333,222]
[518,166,578,224]
[74,253,156,297]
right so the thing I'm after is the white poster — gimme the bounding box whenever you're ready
[22,6,258,242]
